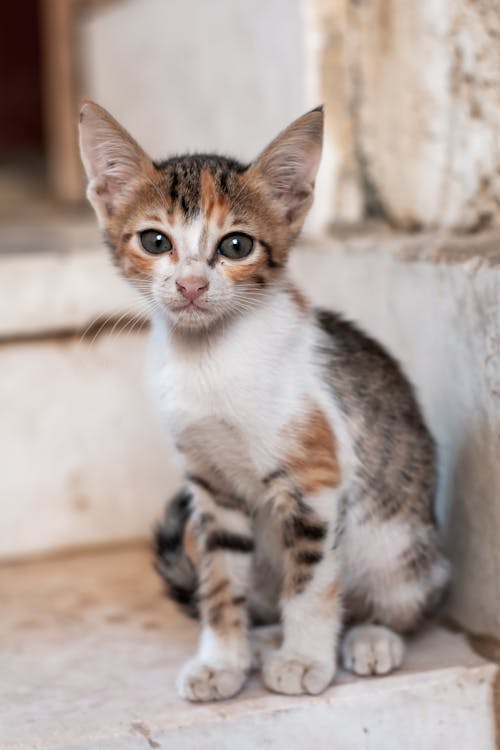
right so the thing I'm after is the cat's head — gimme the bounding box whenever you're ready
[79,102,323,332]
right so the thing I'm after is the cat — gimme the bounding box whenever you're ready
[79,101,449,702]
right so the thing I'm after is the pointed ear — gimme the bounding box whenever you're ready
[248,107,323,233]
[79,100,153,226]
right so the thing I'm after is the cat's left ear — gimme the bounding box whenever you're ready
[79,100,153,227]
[247,107,323,233]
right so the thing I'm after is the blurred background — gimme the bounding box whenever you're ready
[1,0,304,215]
[2,0,500,645]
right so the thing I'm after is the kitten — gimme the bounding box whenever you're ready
[79,101,449,702]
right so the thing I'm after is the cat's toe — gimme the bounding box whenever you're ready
[263,651,335,695]
[177,658,247,702]
[341,624,404,676]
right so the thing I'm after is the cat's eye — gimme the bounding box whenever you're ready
[139,230,172,255]
[218,233,254,260]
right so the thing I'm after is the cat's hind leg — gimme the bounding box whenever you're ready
[341,520,449,677]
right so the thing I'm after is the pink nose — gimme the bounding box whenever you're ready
[176,276,209,302]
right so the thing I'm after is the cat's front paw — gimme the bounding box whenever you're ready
[177,658,248,702]
[341,624,404,676]
[263,650,335,695]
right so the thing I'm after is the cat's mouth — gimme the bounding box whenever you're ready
[167,300,216,327]
[171,301,210,313]
[166,299,219,331]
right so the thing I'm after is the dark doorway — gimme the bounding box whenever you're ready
[0,0,44,157]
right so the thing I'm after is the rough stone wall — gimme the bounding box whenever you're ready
[306,0,500,231]
[304,0,364,228]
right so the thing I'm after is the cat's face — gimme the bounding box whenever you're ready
[79,103,323,332]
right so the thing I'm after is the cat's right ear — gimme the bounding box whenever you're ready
[79,101,153,226]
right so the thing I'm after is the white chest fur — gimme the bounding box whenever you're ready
[147,291,353,494]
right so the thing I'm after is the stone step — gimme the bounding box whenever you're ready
[1,546,497,750]
[0,218,137,339]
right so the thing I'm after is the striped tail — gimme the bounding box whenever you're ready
[153,487,199,619]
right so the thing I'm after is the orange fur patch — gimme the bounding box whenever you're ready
[323,579,340,602]
[121,248,157,278]
[284,406,341,493]
[287,284,309,313]
[119,241,178,278]
[201,168,230,228]
[201,169,217,220]
[319,579,341,617]
[183,515,200,569]
[215,195,230,228]
[221,252,266,284]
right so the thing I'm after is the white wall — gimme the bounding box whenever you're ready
[304,0,500,232]
[81,0,304,163]
[0,329,180,560]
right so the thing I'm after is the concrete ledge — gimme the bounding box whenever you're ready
[0,219,139,339]
[1,547,497,750]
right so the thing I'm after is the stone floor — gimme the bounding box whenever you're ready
[1,545,498,749]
